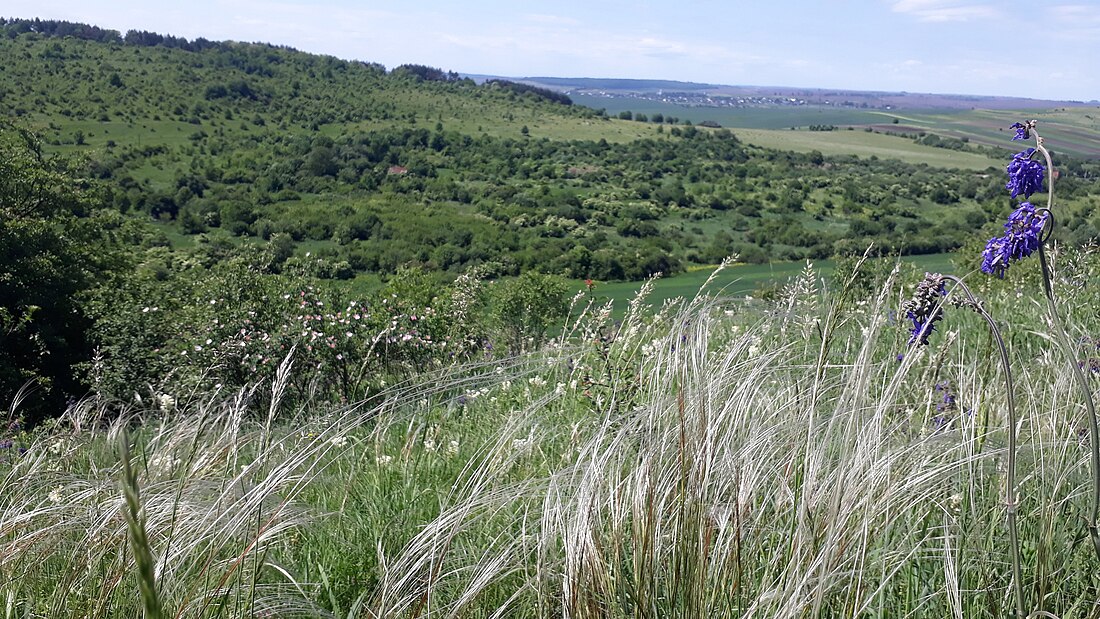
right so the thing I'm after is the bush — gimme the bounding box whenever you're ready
[490,272,569,353]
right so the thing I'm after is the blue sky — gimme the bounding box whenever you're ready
[8,1,1100,100]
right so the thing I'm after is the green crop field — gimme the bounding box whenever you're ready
[586,252,959,313]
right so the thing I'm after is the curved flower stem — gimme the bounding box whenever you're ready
[1032,132,1100,561]
[941,274,1025,618]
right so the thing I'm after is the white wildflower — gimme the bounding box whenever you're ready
[512,436,534,455]
[329,436,348,448]
[512,427,538,456]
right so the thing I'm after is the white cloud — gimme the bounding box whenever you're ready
[891,0,1000,22]
[1048,4,1100,40]
[1050,4,1100,21]
[522,13,580,26]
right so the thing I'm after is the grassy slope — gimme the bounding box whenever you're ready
[5,251,1100,617]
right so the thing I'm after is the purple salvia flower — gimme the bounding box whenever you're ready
[982,203,1046,278]
[934,381,957,412]
[1005,148,1044,199]
[1003,202,1046,260]
[902,273,947,346]
[1010,122,1031,141]
[932,414,949,431]
[1080,358,1100,374]
[980,235,1011,278]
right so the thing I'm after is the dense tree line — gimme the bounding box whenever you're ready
[0,17,122,43]
[484,80,573,105]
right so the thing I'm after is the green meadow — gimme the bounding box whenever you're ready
[587,252,959,312]
[729,128,1002,169]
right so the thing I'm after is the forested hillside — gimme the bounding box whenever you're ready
[5,17,1099,285]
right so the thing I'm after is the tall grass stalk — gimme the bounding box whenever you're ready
[118,428,165,619]
[941,275,1024,617]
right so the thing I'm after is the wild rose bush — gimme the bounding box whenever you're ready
[86,263,491,409]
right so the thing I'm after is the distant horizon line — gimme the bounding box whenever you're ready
[464,73,1100,105]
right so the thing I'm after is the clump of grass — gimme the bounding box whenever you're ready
[363,258,1100,618]
[0,383,353,617]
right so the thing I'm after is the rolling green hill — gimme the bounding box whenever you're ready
[2,18,1098,288]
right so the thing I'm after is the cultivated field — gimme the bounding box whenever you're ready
[572,94,1100,160]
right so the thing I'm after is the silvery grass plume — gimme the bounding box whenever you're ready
[0,375,352,618]
[364,266,1091,618]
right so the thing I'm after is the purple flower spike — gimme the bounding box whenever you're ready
[902,273,947,347]
[981,203,1047,278]
[1010,122,1030,141]
[1005,148,1044,199]
[980,236,1011,278]
[1004,202,1045,258]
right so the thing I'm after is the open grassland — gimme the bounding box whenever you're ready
[5,250,1100,618]
[731,128,1002,169]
